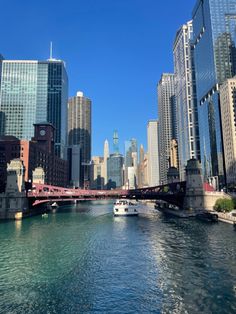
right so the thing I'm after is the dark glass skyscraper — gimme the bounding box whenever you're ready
[45,60,68,158]
[107,153,124,189]
[192,0,236,185]
[68,91,91,187]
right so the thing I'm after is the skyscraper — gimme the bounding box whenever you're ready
[138,144,144,187]
[173,20,200,180]
[68,91,91,187]
[113,130,119,153]
[102,139,109,187]
[157,74,177,184]
[219,77,236,186]
[0,58,68,158]
[192,0,236,185]
[91,156,104,190]
[107,153,124,189]
[147,120,160,187]
[124,138,138,188]
[46,60,68,158]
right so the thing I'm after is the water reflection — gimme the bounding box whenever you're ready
[0,202,236,313]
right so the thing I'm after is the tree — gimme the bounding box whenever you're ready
[214,198,234,212]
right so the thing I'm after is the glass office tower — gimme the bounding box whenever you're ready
[0,61,41,140]
[107,153,124,189]
[45,60,68,158]
[124,139,137,167]
[0,59,68,158]
[192,0,236,186]
[124,139,138,188]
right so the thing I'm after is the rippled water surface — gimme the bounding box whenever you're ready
[0,201,236,313]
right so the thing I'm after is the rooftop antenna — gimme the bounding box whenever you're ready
[50,41,53,60]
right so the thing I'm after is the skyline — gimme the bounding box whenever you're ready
[1,0,196,155]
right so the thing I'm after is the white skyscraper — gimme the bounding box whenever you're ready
[147,120,160,187]
[220,77,236,185]
[173,20,200,180]
[158,73,176,184]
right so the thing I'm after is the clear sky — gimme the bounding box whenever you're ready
[0,0,196,156]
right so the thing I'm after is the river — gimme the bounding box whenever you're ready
[0,201,236,313]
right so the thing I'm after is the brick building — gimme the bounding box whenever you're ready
[0,123,68,192]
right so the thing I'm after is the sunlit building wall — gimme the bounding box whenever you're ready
[147,120,160,186]
[173,20,200,180]
[157,74,176,184]
[219,77,236,185]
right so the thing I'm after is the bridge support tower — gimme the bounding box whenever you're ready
[183,158,230,211]
[0,159,29,219]
[183,159,204,211]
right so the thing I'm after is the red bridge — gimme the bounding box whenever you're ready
[28,181,187,208]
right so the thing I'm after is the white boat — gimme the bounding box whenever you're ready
[113,199,139,216]
[51,202,58,208]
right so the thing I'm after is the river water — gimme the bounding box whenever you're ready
[0,201,236,314]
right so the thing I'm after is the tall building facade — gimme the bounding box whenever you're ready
[45,60,68,158]
[147,120,160,187]
[124,139,138,167]
[192,0,236,186]
[158,74,177,184]
[124,138,138,188]
[0,59,68,158]
[219,77,236,185]
[173,20,200,180]
[107,153,124,189]
[91,156,104,190]
[68,91,91,187]
[113,130,119,153]
[67,145,81,188]
[102,139,109,187]
[138,144,148,188]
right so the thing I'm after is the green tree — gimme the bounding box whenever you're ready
[214,198,234,212]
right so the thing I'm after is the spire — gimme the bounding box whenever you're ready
[50,42,53,60]
[113,130,119,154]
[104,139,109,159]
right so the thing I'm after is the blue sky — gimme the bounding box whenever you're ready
[1,0,196,156]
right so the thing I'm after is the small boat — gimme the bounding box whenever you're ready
[42,213,48,218]
[51,202,58,208]
[113,199,139,216]
[196,212,218,222]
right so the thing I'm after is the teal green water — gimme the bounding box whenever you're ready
[0,201,236,313]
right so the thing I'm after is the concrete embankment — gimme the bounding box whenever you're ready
[207,210,236,225]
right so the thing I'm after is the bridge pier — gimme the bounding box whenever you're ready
[183,159,204,211]
[183,159,230,211]
[0,160,29,220]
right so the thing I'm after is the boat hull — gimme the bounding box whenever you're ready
[113,211,138,217]
[113,200,139,217]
